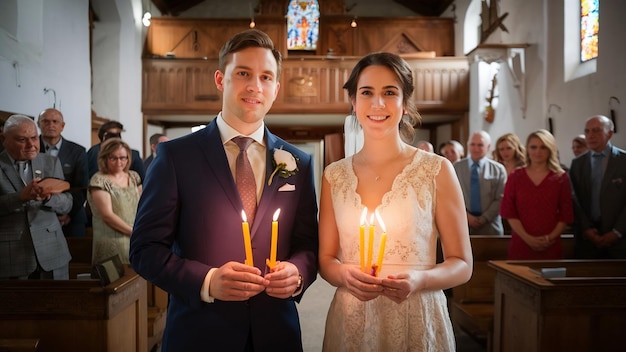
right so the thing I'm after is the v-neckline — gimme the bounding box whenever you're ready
[524,168,551,187]
[350,151,419,212]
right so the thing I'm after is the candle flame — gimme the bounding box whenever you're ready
[273,208,281,221]
[369,214,375,226]
[241,210,248,222]
[375,209,386,233]
[360,207,368,225]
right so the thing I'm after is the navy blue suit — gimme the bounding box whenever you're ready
[130,120,319,351]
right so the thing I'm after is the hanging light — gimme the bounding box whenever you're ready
[350,17,357,28]
[249,18,256,28]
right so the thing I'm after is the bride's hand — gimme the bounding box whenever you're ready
[381,271,422,304]
[344,265,383,301]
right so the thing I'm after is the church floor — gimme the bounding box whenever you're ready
[155,275,487,352]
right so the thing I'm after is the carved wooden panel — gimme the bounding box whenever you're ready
[146,18,287,59]
[142,59,222,113]
[144,17,454,59]
[142,56,469,118]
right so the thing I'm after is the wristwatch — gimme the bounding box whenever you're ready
[613,229,623,239]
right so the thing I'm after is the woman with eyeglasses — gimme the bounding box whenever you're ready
[87,138,142,264]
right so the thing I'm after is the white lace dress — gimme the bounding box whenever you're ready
[322,151,455,352]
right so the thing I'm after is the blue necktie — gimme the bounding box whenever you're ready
[591,153,604,220]
[470,163,481,215]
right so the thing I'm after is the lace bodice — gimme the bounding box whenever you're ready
[322,150,455,352]
[324,151,442,275]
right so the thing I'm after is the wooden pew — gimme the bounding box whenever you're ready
[0,267,147,352]
[490,259,626,352]
[66,235,166,351]
[450,234,575,351]
[0,338,39,352]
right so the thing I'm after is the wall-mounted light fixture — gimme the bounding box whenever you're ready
[350,17,357,28]
[142,11,151,27]
[547,104,561,135]
[609,96,620,133]
[142,0,152,27]
[44,87,57,109]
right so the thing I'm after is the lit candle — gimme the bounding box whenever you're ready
[359,207,368,272]
[267,209,281,269]
[241,210,254,266]
[366,214,375,271]
[375,210,387,277]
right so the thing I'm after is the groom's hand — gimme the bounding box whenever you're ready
[264,261,301,299]
[209,261,268,301]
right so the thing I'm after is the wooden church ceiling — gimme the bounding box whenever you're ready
[151,0,454,17]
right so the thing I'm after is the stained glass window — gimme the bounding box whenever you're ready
[286,0,320,51]
[580,0,599,62]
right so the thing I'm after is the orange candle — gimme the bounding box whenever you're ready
[359,207,368,272]
[366,214,375,271]
[241,210,254,266]
[375,210,387,276]
[267,209,281,269]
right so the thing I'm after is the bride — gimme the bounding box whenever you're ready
[318,52,473,351]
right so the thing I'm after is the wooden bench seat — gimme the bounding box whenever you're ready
[450,234,575,351]
[0,338,40,352]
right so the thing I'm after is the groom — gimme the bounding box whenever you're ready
[130,29,319,351]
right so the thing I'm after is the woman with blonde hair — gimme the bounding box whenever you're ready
[500,129,573,259]
[493,133,526,176]
[88,138,142,264]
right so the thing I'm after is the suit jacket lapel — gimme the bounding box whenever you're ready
[0,153,25,191]
[198,120,244,217]
[253,129,281,233]
[601,146,619,192]
[30,155,45,179]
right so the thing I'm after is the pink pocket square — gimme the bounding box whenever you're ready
[278,183,296,192]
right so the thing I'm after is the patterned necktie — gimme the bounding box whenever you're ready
[470,162,481,215]
[233,137,257,225]
[17,161,31,185]
[590,152,604,220]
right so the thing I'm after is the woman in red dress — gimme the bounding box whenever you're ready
[500,129,574,259]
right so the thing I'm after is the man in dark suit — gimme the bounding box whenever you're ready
[143,132,169,172]
[454,131,507,236]
[38,108,89,237]
[569,114,626,259]
[130,29,319,351]
[87,120,145,181]
[0,115,72,280]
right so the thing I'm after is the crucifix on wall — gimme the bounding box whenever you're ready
[480,0,509,43]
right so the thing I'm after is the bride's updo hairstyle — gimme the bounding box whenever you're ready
[342,52,421,144]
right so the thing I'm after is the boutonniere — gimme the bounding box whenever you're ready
[268,147,298,186]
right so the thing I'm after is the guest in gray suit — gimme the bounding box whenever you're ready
[38,108,89,237]
[0,115,72,279]
[454,131,507,236]
[569,115,626,259]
